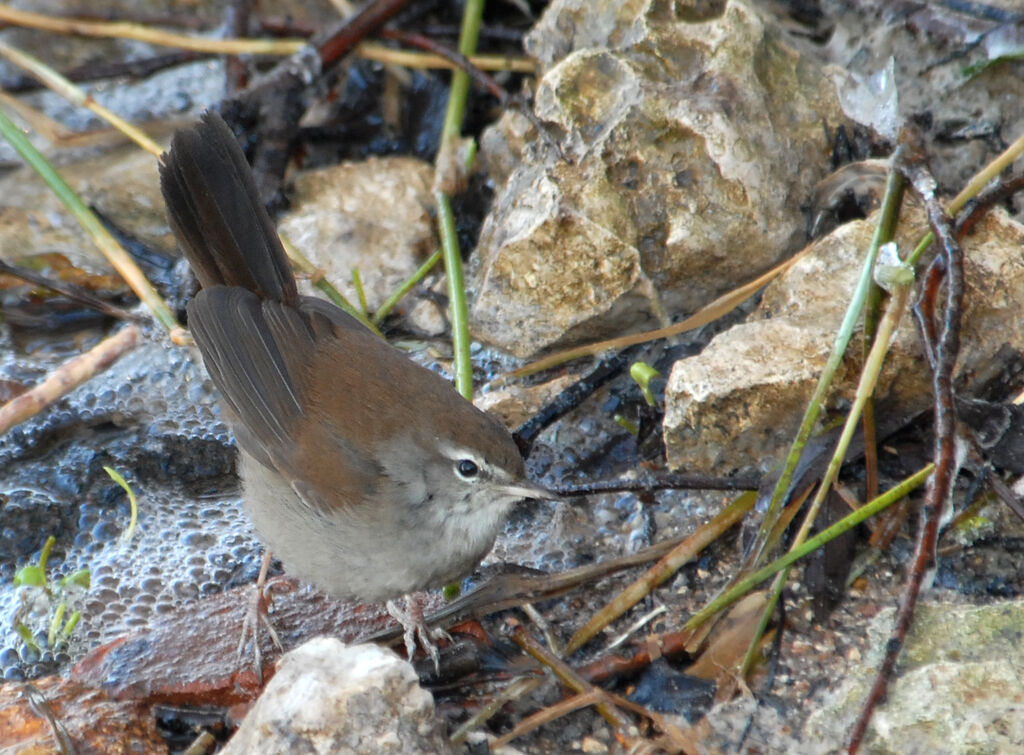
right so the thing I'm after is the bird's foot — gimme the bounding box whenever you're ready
[386,595,450,673]
[236,550,284,683]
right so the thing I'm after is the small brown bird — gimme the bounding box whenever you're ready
[160,112,554,664]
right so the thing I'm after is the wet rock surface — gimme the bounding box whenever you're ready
[0,337,254,673]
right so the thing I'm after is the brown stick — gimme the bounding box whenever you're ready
[845,134,965,753]
[0,325,140,434]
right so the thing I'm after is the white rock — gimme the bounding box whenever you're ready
[223,638,452,754]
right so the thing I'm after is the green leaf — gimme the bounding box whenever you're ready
[14,564,46,588]
[629,361,661,407]
[104,465,138,543]
[60,568,91,590]
[14,623,40,654]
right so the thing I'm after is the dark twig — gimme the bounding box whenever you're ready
[953,171,1024,236]
[381,29,560,158]
[914,256,945,367]
[222,0,413,205]
[553,471,760,497]
[381,29,509,100]
[985,472,1024,524]
[513,350,636,456]
[510,619,634,733]
[912,169,1024,369]
[361,528,709,648]
[0,259,142,322]
[845,135,966,753]
[224,0,253,93]
[259,17,526,45]
[418,24,526,44]
[25,684,75,755]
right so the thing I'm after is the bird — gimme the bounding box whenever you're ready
[159,111,556,669]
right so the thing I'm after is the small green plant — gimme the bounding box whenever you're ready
[13,535,90,653]
[614,414,640,436]
[629,361,661,407]
[104,465,138,543]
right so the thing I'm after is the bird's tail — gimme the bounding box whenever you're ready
[159,111,297,305]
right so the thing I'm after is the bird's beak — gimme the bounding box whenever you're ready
[501,479,561,502]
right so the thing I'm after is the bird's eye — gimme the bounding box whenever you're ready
[456,459,479,479]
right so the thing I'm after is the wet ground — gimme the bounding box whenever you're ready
[3,0,1024,752]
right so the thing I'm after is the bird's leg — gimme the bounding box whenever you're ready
[237,549,283,682]
[386,594,451,673]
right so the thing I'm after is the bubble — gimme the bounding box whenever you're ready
[93,588,119,604]
[0,647,20,669]
[0,342,281,678]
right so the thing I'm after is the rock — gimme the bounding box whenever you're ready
[0,675,165,754]
[471,0,850,357]
[475,374,578,429]
[278,157,438,315]
[223,638,452,754]
[0,147,169,275]
[663,206,1024,475]
[70,578,422,707]
[805,601,1024,752]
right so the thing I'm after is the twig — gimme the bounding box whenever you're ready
[845,137,966,754]
[449,675,542,745]
[498,247,813,383]
[510,621,698,753]
[0,325,140,434]
[954,171,1024,237]
[0,259,142,322]
[380,29,552,150]
[224,0,253,92]
[553,471,761,497]
[0,38,162,156]
[278,235,382,336]
[513,350,633,455]
[223,0,413,205]
[744,159,907,569]
[565,491,756,654]
[683,464,934,637]
[25,684,74,755]
[0,3,305,55]
[510,620,634,734]
[358,40,535,73]
[742,249,914,676]
[2,50,207,93]
[371,249,442,325]
[490,688,609,749]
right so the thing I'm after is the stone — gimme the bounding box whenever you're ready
[471,0,850,357]
[278,156,438,315]
[805,602,1024,753]
[223,638,452,755]
[663,206,1024,475]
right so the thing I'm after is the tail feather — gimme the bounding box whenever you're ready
[159,111,297,304]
